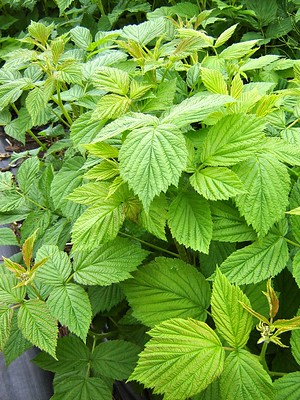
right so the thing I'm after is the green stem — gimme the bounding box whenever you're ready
[51,109,71,128]
[30,284,43,301]
[97,0,106,15]
[88,330,118,339]
[269,371,287,377]
[285,238,300,248]
[223,346,235,351]
[287,118,300,129]
[54,85,73,125]
[119,232,180,258]
[16,189,48,211]
[27,129,47,151]
[260,341,269,372]
[66,273,74,283]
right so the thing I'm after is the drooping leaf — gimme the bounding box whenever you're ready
[233,154,290,237]
[73,237,148,285]
[190,167,245,201]
[130,318,225,400]
[18,299,58,358]
[168,190,212,254]
[220,231,289,284]
[274,372,300,400]
[4,314,31,366]
[92,340,140,380]
[123,257,210,327]
[47,284,92,342]
[35,245,72,286]
[199,114,266,166]
[88,284,124,316]
[160,94,233,128]
[139,194,167,240]
[220,349,275,399]
[119,123,187,210]
[211,270,252,348]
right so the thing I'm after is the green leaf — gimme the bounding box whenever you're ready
[0,270,26,304]
[201,68,228,95]
[51,376,111,400]
[291,309,300,365]
[233,154,290,237]
[215,24,238,47]
[139,194,167,240]
[57,62,82,85]
[92,340,140,380]
[17,156,40,194]
[71,111,104,147]
[5,108,32,144]
[0,305,13,351]
[73,237,148,285]
[18,299,58,358]
[211,200,257,243]
[4,313,31,366]
[0,80,27,112]
[88,284,124,316]
[92,67,129,96]
[33,336,90,373]
[290,179,300,244]
[160,94,233,128]
[211,270,252,348]
[26,87,47,126]
[130,318,225,400]
[54,0,74,14]
[119,123,187,210]
[190,167,245,201]
[274,372,300,400]
[292,252,300,288]
[219,40,258,59]
[70,27,92,50]
[28,21,54,45]
[240,55,280,72]
[220,231,289,284]
[168,190,212,254]
[50,156,85,220]
[220,349,275,399]
[142,79,176,113]
[0,228,19,246]
[121,18,166,45]
[35,245,72,286]
[93,94,131,120]
[199,114,266,166]
[47,284,92,342]
[0,171,14,191]
[123,257,210,327]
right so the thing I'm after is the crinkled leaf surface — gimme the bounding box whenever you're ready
[119,124,187,210]
[274,372,300,400]
[211,270,252,348]
[220,349,275,400]
[123,257,210,327]
[168,190,212,253]
[0,305,13,351]
[130,318,225,400]
[51,376,111,400]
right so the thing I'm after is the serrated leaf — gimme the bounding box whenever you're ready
[240,55,280,72]
[88,284,124,316]
[73,237,148,285]
[92,340,140,380]
[233,154,290,237]
[121,18,166,45]
[292,252,300,288]
[290,179,300,244]
[215,24,238,47]
[70,26,92,50]
[211,270,252,348]
[33,336,90,373]
[71,112,103,146]
[274,372,299,399]
[35,245,72,286]
[93,94,131,120]
[0,270,26,304]
[67,181,110,206]
[18,299,57,358]
[0,171,13,191]
[0,305,13,351]
[3,313,31,366]
[211,200,257,242]
[219,40,258,59]
[54,0,74,14]
[123,257,210,327]
[264,137,300,166]
[291,308,300,366]
[56,62,82,85]
[139,194,167,240]
[168,190,212,253]
[190,167,245,201]
[199,114,266,166]
[84,160,119,181]
[0,227,19,246]
[130,318,225,400]
[142,79,176,112]
[28,21,54,45]
[0,80,27,112]
[17,156,40,194]
[26,87,47,125]
[220,349,275,399]
[5,108,32,143]
[51,376,111,400]
[47,284,91,342]
[92,66,129,96]
[201,68,228,95]
[119,124,187,210]
[50,156,85,220]
[160,94,233,128]
[220,232,289,284]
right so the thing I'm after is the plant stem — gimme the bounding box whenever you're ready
[269,371,287,377]
[30,283,43,301]
[260,341,269,372]
[27,129,47,151]
[285,237,300,248]
[223,346,235,351]
[287,117,300,129]
[54,85,73,125]
[119,231,180,258]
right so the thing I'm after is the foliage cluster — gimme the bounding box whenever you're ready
[1,1,300,399]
